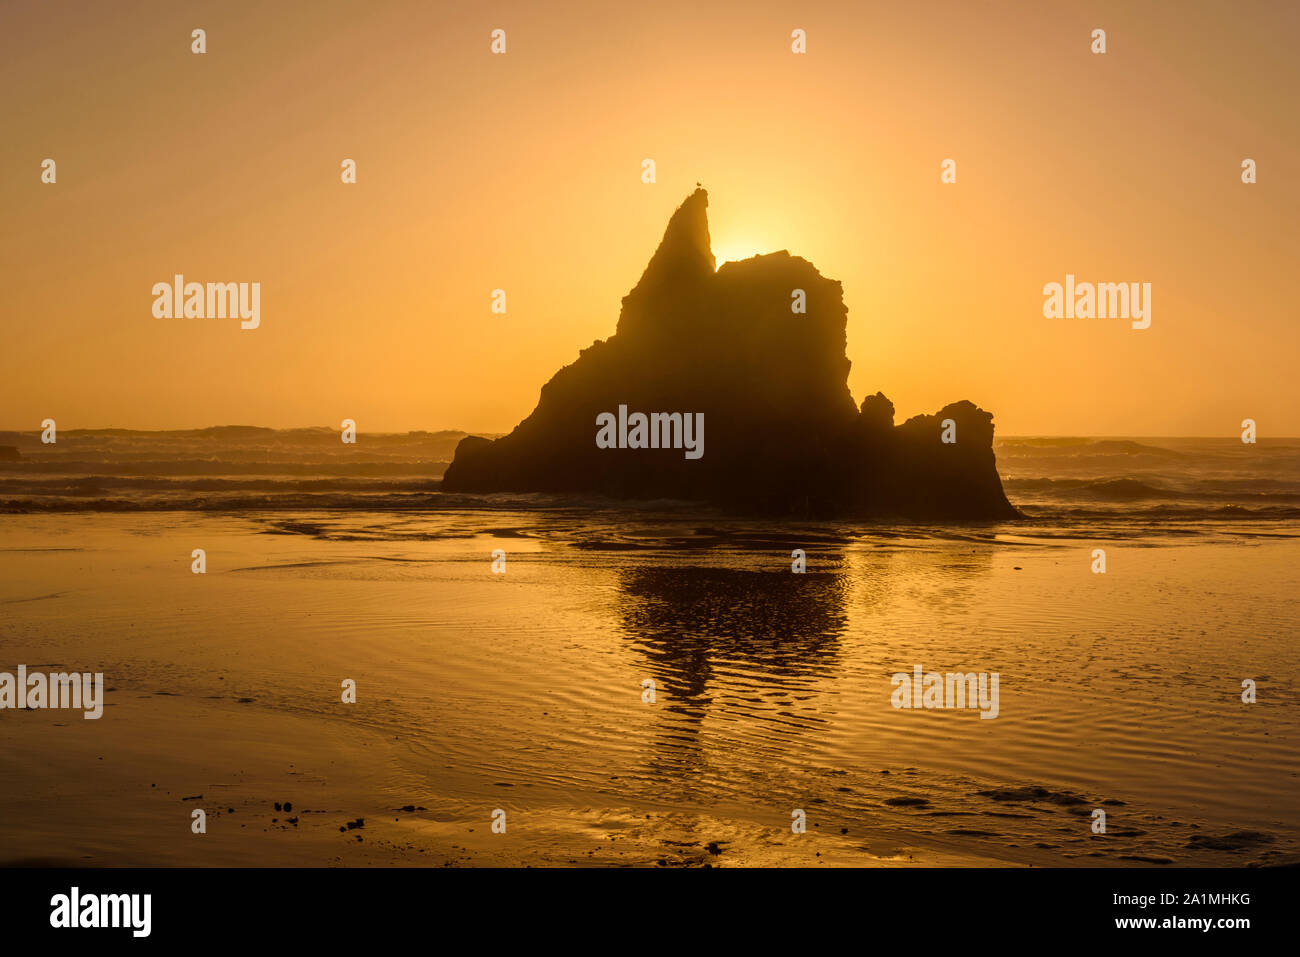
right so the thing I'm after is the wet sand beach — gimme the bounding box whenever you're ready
[1,508,1296,867]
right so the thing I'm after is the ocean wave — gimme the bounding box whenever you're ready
[0,476,442,493]
[1017,503,1300,522]
[0,488,712,514]
[0,460,449,476]
[1005,476,1300,503]
[996,439,1187,458]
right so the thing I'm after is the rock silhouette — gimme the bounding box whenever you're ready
[442,189,1018,519]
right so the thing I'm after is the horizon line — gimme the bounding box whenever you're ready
[0,425,1294,441]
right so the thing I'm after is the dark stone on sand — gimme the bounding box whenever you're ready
[1185,831,1275,851]
[976,786,1086,806]
[284,801,292,812]
[1119,855,1174,865]
[274,802,282,811]
[442,189,1018,520]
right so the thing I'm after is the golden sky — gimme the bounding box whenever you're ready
[2,0,1297,435]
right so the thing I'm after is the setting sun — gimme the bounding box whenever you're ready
[712,239,774,269]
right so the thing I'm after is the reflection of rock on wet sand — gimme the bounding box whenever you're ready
[614,562,848,793]
[618,565,849,713]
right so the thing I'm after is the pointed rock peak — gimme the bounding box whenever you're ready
[663,187,713,266]
[630,188,716,294]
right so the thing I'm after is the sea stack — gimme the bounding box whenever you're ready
[442,189,1018,520]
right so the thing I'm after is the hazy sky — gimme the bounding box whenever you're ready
[2,0,1297,435]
